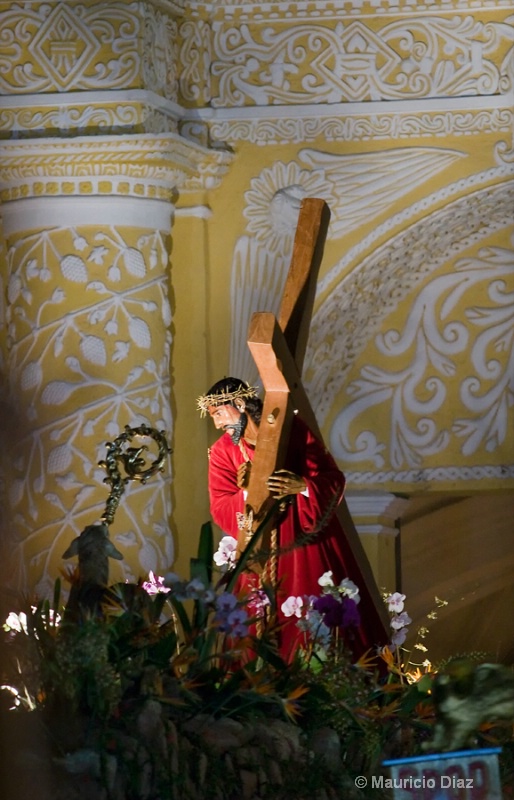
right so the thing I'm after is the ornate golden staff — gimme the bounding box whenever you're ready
[98,424,171,526]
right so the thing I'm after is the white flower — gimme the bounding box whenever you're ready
[281,596,304,618]
[386,592,406,613]
[3,611,28,634]
[339,578,360,604]
[318,571,334,588]
[213,536,237,568]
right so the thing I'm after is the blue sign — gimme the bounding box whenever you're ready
[381,748,503,799]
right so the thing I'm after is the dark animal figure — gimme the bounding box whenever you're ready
[423,659,514,752]
[62,523,123,618]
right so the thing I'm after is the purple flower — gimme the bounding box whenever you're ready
[227,608,249,637]
[215,604,249,637]
[390,626,409,651]
[298,610,331,649]
[390,611,412,631]
[313,594,360,629]
[215,592,238,613]
[340,596,361,628]
[313,594,343,627]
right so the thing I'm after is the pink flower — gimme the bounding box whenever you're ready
[142,571,171,595]
[246,589,270,618]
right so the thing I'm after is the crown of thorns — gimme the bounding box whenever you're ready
[196,385,259,417]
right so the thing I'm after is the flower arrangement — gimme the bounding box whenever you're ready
[1,520,513,799]
[280,570,361,658]
[0,520,308,728]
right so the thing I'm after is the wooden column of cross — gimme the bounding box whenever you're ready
[240,197,389,633]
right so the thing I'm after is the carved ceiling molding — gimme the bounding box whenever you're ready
[0,1,183,99]
[345,464,514,487]
[179,11,514,107]
[0,134,233,201]
[188,0,514,18]
[201,103,514,147]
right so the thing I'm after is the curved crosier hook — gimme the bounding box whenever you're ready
[98,424,172,526]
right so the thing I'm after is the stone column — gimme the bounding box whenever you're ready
[0,135,229,597]
[0,0,232,596]
[345,491,411,595]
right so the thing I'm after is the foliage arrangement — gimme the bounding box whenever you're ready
[0,514,513,799]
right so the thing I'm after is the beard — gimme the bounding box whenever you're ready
[225,412,248,445]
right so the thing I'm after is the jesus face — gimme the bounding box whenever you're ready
[207,403,248,445]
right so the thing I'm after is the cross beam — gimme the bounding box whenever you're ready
[240,197,389,632]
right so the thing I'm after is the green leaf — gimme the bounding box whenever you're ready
[168,595,192,638]
[53,578,62,619]
[191,521,215,629]
[195,521,214,580]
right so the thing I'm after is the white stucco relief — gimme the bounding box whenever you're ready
[229,146,467,381]
[4,226,173,592]
[205,105,514,147]
[304,181,514,422]
[182,15,514,106]
[0,1,181,98]
[328,245,514,467]
[0,3,140,93]
[194,0,513,14]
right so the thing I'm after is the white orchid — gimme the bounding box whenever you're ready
[281,596,304,618]
[318,571,334,588]
[213,536,237,568]
[339,578,360,604]
[385,592,406,613]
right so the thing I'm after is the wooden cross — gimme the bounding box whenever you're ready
[240,197,389,633]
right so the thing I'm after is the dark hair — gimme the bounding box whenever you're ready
[205,377,263,425]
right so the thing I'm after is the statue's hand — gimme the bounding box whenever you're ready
[237,461,251,489]
[267,469,307,499]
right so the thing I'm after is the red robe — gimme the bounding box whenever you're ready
[208,416,386,661]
